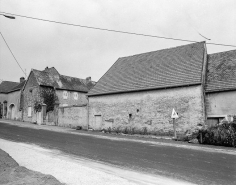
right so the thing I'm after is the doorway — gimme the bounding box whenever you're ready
[9,104,15,119]
[94,115,102,130]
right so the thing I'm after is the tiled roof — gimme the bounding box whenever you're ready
[32,68,95,92]
[0,81,19,93]
[205,50,236,92]
[88,42,206,96]
[10,81,26,92]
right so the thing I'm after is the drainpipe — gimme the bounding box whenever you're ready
[201,43,208,125]
[87,95,89,130]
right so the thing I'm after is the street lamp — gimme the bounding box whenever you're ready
[0,14,15,19]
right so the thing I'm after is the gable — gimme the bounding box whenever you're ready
[88,42,206,96]
[23,71,39,91]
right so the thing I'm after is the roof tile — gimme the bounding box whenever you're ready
[88,42,205,96]
[205,50,236,92]
[32,68,95,92]
[0,81,20,93]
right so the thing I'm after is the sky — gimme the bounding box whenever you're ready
[0,0,235,83]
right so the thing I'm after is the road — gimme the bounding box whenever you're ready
[0,121,235,185]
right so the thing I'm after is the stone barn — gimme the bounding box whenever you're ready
[87,42,207,134]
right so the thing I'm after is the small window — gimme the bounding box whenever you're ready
[73,92,78,100]
[129,114,132,119]
[28,106,32,117]
[63,91,68,99]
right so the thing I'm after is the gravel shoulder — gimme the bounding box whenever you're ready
[0,148,64,185]
[0,138,194,185]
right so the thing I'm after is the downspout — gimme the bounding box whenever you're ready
[87,95,89,130]
[201,43,208,125]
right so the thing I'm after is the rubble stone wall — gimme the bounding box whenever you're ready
[58,106,87,129]
[88,85,204,134]
[22,72,40,122]
[56,90,87,107]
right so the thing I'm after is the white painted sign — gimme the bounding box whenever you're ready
[171,108,179,119]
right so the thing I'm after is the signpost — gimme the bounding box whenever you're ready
[171,108,179,139]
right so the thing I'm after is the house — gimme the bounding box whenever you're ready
[0,77,25,120]
[87,42,207,134]
[22,67,95,125]
[205,49,236,126]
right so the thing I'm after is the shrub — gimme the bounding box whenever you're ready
[40,88,58,113]
[198,122,236,147]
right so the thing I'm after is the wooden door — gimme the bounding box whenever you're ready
[95,115,102,130]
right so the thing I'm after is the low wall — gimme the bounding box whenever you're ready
[58,105,87,129]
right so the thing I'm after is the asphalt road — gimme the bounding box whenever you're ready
[0,122,235,185]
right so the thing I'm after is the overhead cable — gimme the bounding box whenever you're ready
[0,31,27,77]
[0,11,236,48]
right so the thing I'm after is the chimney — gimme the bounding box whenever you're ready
[86,77,91,83]
[20,77,25,83]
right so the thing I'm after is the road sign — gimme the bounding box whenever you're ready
[171,108,179,119]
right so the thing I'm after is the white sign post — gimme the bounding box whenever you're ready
[171,108,179,139]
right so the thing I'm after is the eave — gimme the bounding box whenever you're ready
[88,82,202,97]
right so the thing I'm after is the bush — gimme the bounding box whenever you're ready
[198,122,236,147]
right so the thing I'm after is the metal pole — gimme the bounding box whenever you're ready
[173,118,176,139]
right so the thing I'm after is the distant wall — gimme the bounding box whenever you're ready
[7,90,22,120]
[58,106,87,129]
[22,72,40,122]
[0,93,7,104]
[0,91,22,120]
[56,90,87,107]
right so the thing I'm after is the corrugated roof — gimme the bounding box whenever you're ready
[0,81,19,93]
[32,68,95,92]
[88,42,206,96]
[205,49,236,92]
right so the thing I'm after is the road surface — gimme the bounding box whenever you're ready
[0,121,235,185]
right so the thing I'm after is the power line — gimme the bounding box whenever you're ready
[1,11,236,48]
[0,31,27,77]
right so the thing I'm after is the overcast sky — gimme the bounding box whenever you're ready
[0,0,235,83]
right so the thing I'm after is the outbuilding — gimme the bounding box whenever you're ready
[87,42,207,134]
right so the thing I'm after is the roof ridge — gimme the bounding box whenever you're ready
[60,74,85,81]
[120,41,205,59]
[0,80,19,84]
[208,49,236,56]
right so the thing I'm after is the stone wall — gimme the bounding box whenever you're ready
[58,105,87,129]
[56,90,87,107]
[206,91,236,116]
[0,94,7,105]
[6,90,22,120]
[0,91,22,120]
[22,72,41,122]
[88,85,204,134]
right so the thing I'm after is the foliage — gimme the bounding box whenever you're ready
[198,121,236,147]
[40,88,58,113]
[33,100,42,113]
